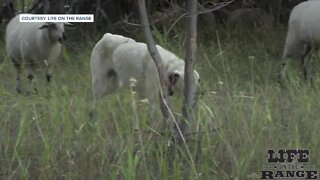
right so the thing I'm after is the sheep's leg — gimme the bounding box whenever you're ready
[89,80,106,120]
[46,66,52,83]
[46,64,53,93]
[89,82,103,113]
[301,45,313,85]
[92,79,115,101]
[12,58,22,93]
[89,72,119,121]
[88,97,97,122]
[26,63,37,94]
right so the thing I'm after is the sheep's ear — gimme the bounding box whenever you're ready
[39,24,49,29]
[169,72,180,85]
[64,22,73,26]
[39,23,55,29]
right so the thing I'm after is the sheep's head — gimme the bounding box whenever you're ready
[39,22,72,44]
[168,68,200,96]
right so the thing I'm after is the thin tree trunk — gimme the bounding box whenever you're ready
[275,0,283,26]
[182,0,198,134]
[28,0,38,13]
[137,0,172,126]
[7,0,14,17]
[43,0,49,13]
[21,0,25,12]
[94,0,101,35]
[60,0,64,13]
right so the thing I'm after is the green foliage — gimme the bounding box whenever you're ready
[0,26,319,179]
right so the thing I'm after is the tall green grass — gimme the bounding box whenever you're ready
[0,26,319,179]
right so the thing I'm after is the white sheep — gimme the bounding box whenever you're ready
[112,42,200,101]
[90,34,199,113]
[90,33,136,104]
[280,1,320,85]
[5,14,69,93]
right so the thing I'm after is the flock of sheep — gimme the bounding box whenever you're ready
[3,0,320,115]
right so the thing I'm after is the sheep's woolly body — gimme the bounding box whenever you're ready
[5,14,66,93]
[281,1,320,84]
[90,33,136,100]
[90,33,200,111]
[6,14,63,63]
[112,42,186,100]
[283,1,320,58]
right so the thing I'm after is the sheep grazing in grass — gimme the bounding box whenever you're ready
[90,33,136,105]
[111,42,200,101]
[5,14,70,93]
[227,8,272,29]
[90,34,200,114]
[280,1,320,85]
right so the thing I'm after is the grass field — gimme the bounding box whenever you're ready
[0,25,319,179]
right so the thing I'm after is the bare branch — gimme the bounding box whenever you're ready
[43,0,49,13]
[118,14,142,27]
[167,12,188,35]
[21,0,25,13]
[27,1,39,13]
[197,0,234,15]
[93,0,101,35]
[99,9,109,23]
[28,0,49,13]
[116,0,234,35]
[167,0,234,34]
[137,1,197,149]
[182,0,198,134]
[137,0,171,120]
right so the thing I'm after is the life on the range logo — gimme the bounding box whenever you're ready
[260,149,318,180]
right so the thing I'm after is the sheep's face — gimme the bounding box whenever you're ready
[168,70,183,96]
[168,69,200,96]
[39,22,66,44]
